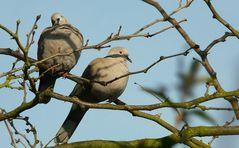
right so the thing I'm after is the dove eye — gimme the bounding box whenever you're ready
[119,51,122,54]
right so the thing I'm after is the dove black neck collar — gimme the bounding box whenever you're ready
[105,54,132,63]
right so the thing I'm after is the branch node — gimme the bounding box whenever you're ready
[211,71,217,78]
[160,56,165,60]
[199,50,208,59]
[193,44,200,49]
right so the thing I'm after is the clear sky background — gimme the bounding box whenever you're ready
[1,1,239,148]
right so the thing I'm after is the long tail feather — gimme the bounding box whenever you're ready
[54,104,88,144]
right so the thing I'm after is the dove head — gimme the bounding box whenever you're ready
[107,46,132,63]
[51,12,68,26]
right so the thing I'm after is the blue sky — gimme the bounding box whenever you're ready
[1,1,239,147]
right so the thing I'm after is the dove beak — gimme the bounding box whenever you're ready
[51,19,55,26]
[126,55,132,63]
[56,18,60,25]
[52,18,60,26]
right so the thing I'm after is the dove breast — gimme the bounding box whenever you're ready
[82,57,129,101]
[37,24,83,76]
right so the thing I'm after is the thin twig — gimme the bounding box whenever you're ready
[49,90,239,113]
[25,15,41,49]
[0,24,25,51]
[204,32,234,53]
[143,0,239,119]
[8,119,32,147]
[94,47,193,86]
[0,19,187,88]
[50,92,209,147]
[133,0,193,35]
[1,109,17,148]
[0,19,186,81]
[204,0,239,38]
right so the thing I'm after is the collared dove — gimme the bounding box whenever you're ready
[54,46,131,144]
[37,12,83,103]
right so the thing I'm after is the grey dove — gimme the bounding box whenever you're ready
[37,12,83,103]
[54,46,131,144]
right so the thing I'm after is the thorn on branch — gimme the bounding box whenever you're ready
[192,57,203,65]
[84,39,89,46]
[208,135,219,146]
[146,32,151,38]
[147,32,154,38]
[116,25,122,36]
[224,117,234,127]
[16,19,21,34]
[138,28,144,33]
[36,15,41,21]
[95,45,111,50]
[107,33,113,40]
[16,20,21,25]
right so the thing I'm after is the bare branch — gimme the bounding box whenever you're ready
[25,15,41,49]
[9,119,32,147]
[1,27,189,87]
[133,0,193,35]
[0,19,186,84]
[204,0,239,38]
[0,97,39,121]
[143,0,239,119]
[50,92,210,147]
[181,125,239,140]
[94,46,193,86]
[204,32,234,53]
[1,108,17,148]
[49,90,239,115]
[0,24,25,51]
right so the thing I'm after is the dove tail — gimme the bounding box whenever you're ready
[113,99,126,105]
[38,73,56,103]
[54,104,88,144]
